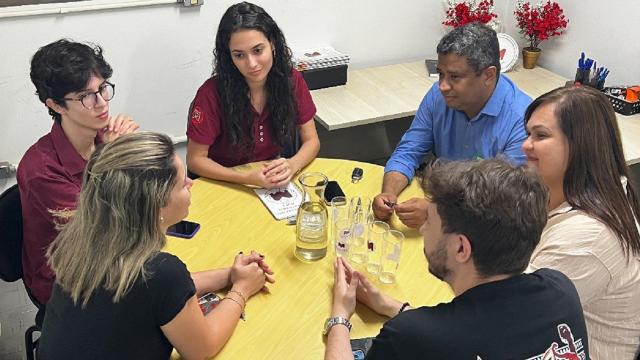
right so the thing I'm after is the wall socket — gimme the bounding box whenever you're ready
[180,0,203,6]
[0,162,17,179]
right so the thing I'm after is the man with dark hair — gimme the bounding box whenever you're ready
[373,23,531,229]
[17,39,139,307]
[326,159,589,359]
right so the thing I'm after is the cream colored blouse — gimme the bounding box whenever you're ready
[527,198,640,360]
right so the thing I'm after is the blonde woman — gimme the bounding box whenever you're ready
[37,132,274,360]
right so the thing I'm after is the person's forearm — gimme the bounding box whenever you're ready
[191,268,231,296]
[187,156,252,185]
[324,325,352,360]
[289,136,320,174]
[202,294,245,356]
[381,171,410,196]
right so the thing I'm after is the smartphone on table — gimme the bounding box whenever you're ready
[166,220,200,239]
[324,180,346,205]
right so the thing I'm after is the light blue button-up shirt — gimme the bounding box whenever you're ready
[385,75,532,181]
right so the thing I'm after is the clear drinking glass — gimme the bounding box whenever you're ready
[379,230,404,284]
[366,221,389,275]
[295,172,328,261]
[334,217,352,257]
[331,196,351,257]
[348,196,371,264]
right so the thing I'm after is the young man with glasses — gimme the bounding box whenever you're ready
[17,39,138,308]
[372,23,532,229]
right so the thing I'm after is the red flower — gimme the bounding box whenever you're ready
[443,0,498,28]
[514,0,568,49]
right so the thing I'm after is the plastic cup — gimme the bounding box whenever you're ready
[348,197,371,264]
[366,221,389,275]
[379,230,404,284]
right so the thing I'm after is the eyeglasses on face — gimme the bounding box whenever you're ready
[63,82,115,110]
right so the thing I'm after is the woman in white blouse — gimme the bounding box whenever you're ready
[522,86,640,360]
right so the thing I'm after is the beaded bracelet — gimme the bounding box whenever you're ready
[222,297,246,321]
[227,290,247,306]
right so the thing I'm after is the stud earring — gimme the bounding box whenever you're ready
[160,216,164,223]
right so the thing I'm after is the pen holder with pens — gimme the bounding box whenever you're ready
[574,68,606,90]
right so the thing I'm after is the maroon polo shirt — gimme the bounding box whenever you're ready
[186,69,316,167]
[17,121,98,304]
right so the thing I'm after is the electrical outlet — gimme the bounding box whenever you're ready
[181,0,203,6]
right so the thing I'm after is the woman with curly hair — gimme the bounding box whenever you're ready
[186,2,320,189]
[523,86,640,359]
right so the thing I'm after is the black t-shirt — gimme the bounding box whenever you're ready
[366,269,589,360]
[37,252,196,360]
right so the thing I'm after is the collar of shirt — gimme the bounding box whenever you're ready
[469,75,509,122]
[49,121,91,177]
[548,201,574,218]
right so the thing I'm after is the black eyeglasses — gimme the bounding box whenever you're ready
[63,82,115,110]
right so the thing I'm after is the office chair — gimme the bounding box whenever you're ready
[0,184,42,360]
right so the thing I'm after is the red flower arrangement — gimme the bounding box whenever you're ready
[443,0,498,29]
[514,0,568,50]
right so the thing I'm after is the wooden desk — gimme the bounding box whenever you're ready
[311,61,640,164]
[165,158,453,359]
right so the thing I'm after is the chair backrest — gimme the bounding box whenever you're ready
[0,184,24,282]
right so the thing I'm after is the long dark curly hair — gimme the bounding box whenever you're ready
[213,2,297,151]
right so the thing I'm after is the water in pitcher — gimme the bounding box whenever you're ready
[295,172,328,261]
[296,202,328,261]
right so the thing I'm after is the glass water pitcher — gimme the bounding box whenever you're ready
[295,172,328,261]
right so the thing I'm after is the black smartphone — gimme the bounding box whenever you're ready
[167,220,201,239]
[324,180,346,204]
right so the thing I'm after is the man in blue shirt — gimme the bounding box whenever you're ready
[372,23,532,228]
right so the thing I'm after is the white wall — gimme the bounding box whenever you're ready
[0,0,442,165]
[494,0,639,87]
[2,0,639,166]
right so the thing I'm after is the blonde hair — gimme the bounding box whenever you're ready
[47,132,177,307]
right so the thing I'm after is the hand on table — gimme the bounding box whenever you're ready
[340,258,403,318]
[372,193,398,221]
[262,158,294,188]
[229,251,275,297]
[331,257,360,319]
[394,197,428,229]
[246,168,275,189]
[102,114,139,143]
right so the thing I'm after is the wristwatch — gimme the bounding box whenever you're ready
[323,316,352,335]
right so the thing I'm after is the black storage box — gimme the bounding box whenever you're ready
[606,94,640,116]
[300,65,348,90]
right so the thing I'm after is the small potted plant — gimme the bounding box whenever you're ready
[514,0,568,69]
[442,0,499,29]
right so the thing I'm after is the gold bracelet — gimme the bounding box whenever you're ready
[227,290,247,307]
[222,297,246,321]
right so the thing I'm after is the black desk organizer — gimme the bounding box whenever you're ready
[603,87,640,116]
[300,65,348,90]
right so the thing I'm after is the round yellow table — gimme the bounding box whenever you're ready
[165,158,453,359]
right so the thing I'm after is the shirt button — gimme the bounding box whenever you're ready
[259,132,263,136]
[260,137,264,142]
[259,125,263,130]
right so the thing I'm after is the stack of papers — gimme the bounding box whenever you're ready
[293,47,350,71]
